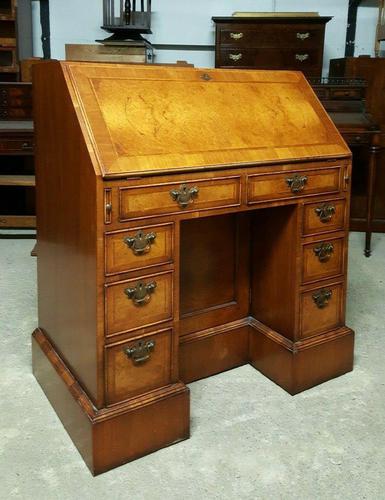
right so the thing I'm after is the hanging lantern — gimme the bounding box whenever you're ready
[102,0,152,40]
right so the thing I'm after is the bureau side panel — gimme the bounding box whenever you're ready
[33,62,101,405]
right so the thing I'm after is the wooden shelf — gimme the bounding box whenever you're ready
[0,174,35,186]
[0,214,36,228]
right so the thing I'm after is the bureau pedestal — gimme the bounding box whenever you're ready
[32,62,354,474]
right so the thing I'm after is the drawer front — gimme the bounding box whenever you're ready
[342,133,370,146]
[105,271,173,337]
[303,199,346,235]
[0,138,34,153]
[105,223,174,275]
[105,329,172,404]
[329,88,363,100]
[301,283,343,338]
[218,48,322,72]
[302,237,344,283]
[119,176,241,221]
[219,26,324,48]
[0,107,32,120]
[247,167,341,204]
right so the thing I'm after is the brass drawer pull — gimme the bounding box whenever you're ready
[312,289,332,309]
[286,174,308,193]
[124,230,157,256]
[125,340,155,365]
[124,280,157,306]
[229,53,243,61]
[170,184,199,209]
[296,32,310,41]
[295,53,309,62]
[315,203,336,223]
[313,242,334,263]
[22,142,33,150]
[230,32,244,40]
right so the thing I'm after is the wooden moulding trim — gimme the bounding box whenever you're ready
[179,317,250,344]
[33,328,188,424]
[101,155,351,181]
[248,317,353,353]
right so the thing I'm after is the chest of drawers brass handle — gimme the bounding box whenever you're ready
[295,53,309,62]
[313,242,334,262]
[315,203,336,223]
[230,32,244,40]
[285,174,308,193]
[124,230,157,256]
[124,340,155,365]
[170,184,199,208]
[124,280,157,306]
[296,32,310,41]
[229,53,243,61]
[312,289,332,309]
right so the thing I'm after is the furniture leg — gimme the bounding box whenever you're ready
[365,144,380,256]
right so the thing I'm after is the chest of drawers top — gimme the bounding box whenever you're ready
[212,16,331,77]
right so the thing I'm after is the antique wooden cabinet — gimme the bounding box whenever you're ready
[212,15,331,77]
[32,62,354,475]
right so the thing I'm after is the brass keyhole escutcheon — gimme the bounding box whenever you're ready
[124,281,157,306]
[286,174,308,193]
[315,203,336,223]
[313,242,334,263]
[170,184,199,209]
[312,289,332,309]
[124,230,157,256]
[124,340,156,365]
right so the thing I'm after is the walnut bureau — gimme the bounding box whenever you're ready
[32,62,354,475]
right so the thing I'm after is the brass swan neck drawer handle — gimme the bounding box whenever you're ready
[124,281,157,306]
[295,53,309,62]
[313,242,334,263]
[124,230,157,256]
[170,184,199,209]
[312,289,332,309]
[285,174,308,193]
[125,340,155,365]
[296,32,310,40]
[229,53,243,61]
[315,203,336,223]
[230,32,244,40]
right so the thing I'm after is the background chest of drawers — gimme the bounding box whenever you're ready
[32,62,354,475]
[212,16,331,77]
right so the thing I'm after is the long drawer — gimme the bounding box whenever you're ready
[119,176,241,221]
[217,48,322,73]
[218,25,324,48]
[247,165,342,204]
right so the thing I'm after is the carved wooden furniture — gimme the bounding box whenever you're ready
[329,57,385,244]
[309,77,381,256]
[212,15,331,77]
[0,0,32,82]
[0,81,34,229]
[32,62,354,475]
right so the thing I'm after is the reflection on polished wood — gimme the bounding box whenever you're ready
[32,62,354,475]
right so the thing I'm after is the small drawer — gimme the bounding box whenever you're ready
[329,88,363,100]
[247,166,341,204]
[342,133,370,146]
[0,138,33,153]
[302,237,345,283]
[219,26,323,48]
[105,270,173,337]
[303,199,346,236]
[105,328,172,404]
[119,176,241,221]
[105,223,174,275]
[300,283,343,339]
